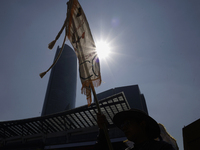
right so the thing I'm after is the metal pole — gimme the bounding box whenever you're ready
[90,83,113,150]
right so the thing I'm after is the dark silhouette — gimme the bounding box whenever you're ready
[94,109,175,150]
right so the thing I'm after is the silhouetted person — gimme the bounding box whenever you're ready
[94,109,175,150]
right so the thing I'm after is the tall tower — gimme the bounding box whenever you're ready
[41,44,77,116]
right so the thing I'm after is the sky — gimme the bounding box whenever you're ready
[0,0,200,149]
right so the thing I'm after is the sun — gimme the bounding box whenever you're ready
[95,41,111,59]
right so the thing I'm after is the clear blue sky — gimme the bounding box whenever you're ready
[0,0,200,149]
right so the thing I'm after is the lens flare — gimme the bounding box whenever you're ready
[96,41,110,59]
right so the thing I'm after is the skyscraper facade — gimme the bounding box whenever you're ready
[41,44,77,116]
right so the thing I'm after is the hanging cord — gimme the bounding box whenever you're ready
[48,18,68,50]
[39,27,67,78]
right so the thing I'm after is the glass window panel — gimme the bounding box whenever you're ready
[67,114,79,129]
[71,113,84,128]
[119,96,124,101]
[113,98,118,102]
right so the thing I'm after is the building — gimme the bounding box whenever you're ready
[0,85,147,150]
[97,85,148,114]
[41,44,77,116]
[182,118,200,150]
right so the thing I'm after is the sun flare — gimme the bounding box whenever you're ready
[95,41,111,59]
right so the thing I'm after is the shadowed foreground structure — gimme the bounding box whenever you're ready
[0,85,148,150]
[183,118,200,150]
